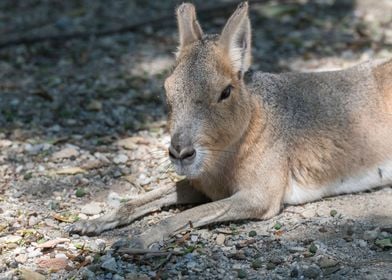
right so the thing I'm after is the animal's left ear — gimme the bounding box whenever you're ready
[176,3,203,57]
[219,2,251,77]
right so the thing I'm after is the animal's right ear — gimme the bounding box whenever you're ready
[219,2,251,77]
[176,3,203,57]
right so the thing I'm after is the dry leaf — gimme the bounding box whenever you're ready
[55,167,86,175]
[37,238,70,249]
[52,214,77,223]
[19,268,46,280]
[117,136,150,150]
[37,257,69,272]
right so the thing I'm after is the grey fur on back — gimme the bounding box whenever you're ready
[247,61,380,139]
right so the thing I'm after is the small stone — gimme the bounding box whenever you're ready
[37,238,70,249]
[248,230,257,237]
[92,239,106,252]
[301,209,315,218]
[117,137,138,150]
[101,257,118,273]
[191,235,198,243]
[274,222,282,230]
[49,201,60,210]
[287,246,306,253]
[330,209,338,217]
[375,238,392,249]
[318,256,339,268]
[28,215,39,227]
[81,202,103,215]
[113,154,128,164]
[251,259,263,269]
[113,275,125,280]
[357,239,368,248]
[290,266,299,277]
[216,234,225,245]
[2,235,22,243]
[19,268,45,280]
[23,172,33,180]
[363,229,380,241]
[237,269,247,279]
[270,256,283,265]
[52,147,79,160]
[15,254,27,263]
[36,257,68,271]
[303,265,321,279]
[187,261,197,269]
[78,213,88,220]
[55,253,68,259]
[81,268,96,280]
[86,100,103,111]
[28,249,43,258]
[137,174,151,186]
[266,262,276,270]
[309,243,318,254]
[75,188,87,197]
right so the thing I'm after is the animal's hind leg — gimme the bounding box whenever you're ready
[65,180,209,235]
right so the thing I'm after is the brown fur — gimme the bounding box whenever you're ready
[66,3,392,248]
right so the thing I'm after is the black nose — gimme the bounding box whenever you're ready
[169,145,196,162]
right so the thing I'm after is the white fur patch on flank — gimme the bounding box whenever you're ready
[284,160,392,205]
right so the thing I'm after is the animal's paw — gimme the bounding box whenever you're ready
[111,237,147,250]
[64,217,118,236]
[111,232,162,251]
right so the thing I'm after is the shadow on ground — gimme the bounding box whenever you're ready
[2,0,386,144]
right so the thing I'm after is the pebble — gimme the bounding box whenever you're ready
[301,209,316,218]
[303,265,321,279]
[318,256,339,268]
[237,269,247,279]
[113,275,125,280]
[137,174,151,185]
[113,154,128,164]
[91,239,106,252]
[363,229,380,241]
[15,254,27,263]
[2,235,22,244]
[28,215,39,227]
[81,202,103,215]
[357,239,368,248]
[187,261,197,269]
[191,235,199,243]
[55,253,68,259]
[101,257,118,273]
[216,234,225,245]
[52,147,79,160]
[107,192,122,208]
[86,100,103,111]
[28,249,43,258]
[251,259,263,269]
[81,268,96,280]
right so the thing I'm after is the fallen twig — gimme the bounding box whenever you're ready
[117,248,183,257]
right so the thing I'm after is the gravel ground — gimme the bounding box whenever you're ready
[0,0,391,279]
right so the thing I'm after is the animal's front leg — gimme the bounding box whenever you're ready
[129,191,282,248]
[66,180,208,236]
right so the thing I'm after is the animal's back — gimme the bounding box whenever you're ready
[248,60,392,204]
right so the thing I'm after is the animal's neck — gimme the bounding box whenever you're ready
[234,95,267,163]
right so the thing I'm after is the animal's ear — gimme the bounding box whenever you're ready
[176,3,203,56]
[219,2,251,77]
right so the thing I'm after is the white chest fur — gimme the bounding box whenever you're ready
[284,160,392,205]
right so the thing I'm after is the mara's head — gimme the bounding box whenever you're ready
[165,2,254,178]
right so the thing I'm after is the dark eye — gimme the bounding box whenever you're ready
[219,85,233,102]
